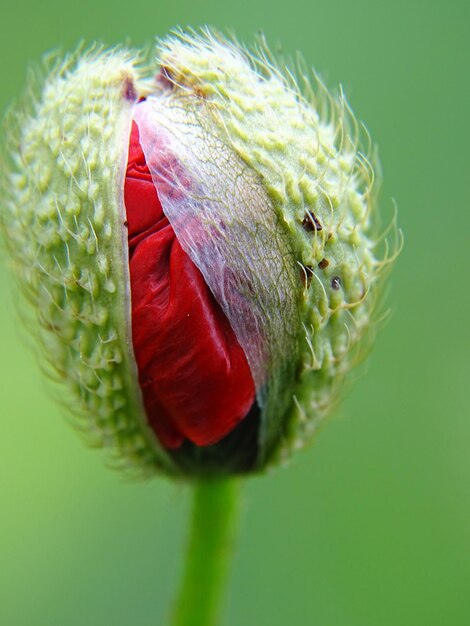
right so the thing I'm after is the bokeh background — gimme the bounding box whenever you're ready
[0,1,468,624]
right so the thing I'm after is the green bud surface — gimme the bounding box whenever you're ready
[0,31,399,477]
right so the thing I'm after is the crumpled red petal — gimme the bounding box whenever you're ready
[124,120,255,449]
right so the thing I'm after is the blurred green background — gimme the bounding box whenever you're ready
[0,1,468,624]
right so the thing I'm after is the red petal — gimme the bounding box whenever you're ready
[125,121,255,449]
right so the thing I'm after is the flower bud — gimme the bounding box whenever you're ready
[0,31,398,477]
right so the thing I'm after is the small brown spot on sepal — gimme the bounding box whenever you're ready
[331,276,341,290]
[318,258,329,270]
[157,66,175,90]
[123,77,137,102]
[302,211,323,233]
[193,85,207,100]
[299,263,314,288]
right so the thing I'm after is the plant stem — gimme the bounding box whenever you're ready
[171,478,241,626]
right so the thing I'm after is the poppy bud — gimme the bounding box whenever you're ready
[0,31,397,477]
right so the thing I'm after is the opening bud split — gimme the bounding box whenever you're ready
[0,31,397,478]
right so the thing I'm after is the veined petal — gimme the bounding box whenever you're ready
[125,121,256,449]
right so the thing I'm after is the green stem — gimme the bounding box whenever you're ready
[171,478,241,626]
